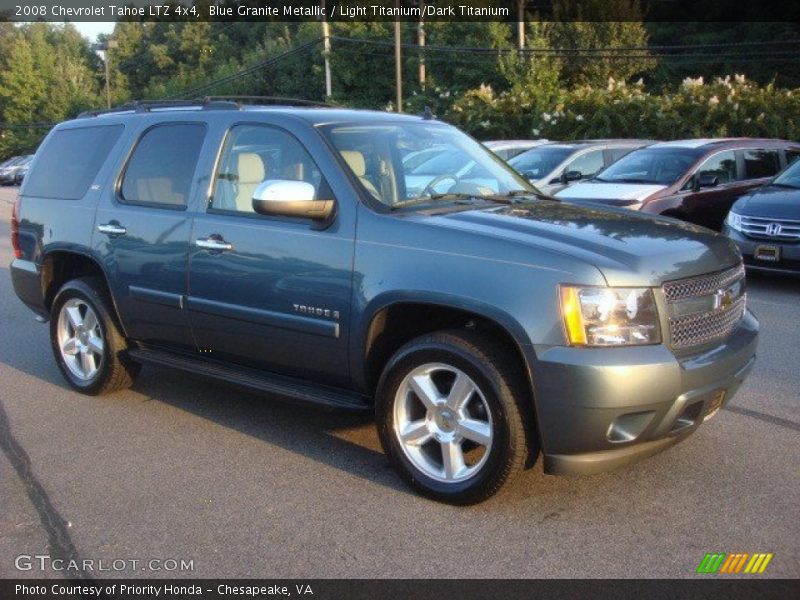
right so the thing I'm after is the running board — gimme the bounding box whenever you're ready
[128,348,371,413]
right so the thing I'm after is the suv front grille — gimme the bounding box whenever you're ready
[663,263,746,349]
[662,263,744,303]
[740,215,800,242]
[670,295,746,348]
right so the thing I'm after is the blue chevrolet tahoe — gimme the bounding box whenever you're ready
[10,101,758,504]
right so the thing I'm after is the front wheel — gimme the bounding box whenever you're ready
[376,330,537,504]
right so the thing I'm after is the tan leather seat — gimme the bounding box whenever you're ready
[136,178,183,205]
[340,150,381,200]
[235,153,266,212]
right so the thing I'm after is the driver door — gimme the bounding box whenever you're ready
[186,123,355,387]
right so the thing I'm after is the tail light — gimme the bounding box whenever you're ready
[11,196,21,259]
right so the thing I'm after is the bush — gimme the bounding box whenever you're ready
[442,75,800,141]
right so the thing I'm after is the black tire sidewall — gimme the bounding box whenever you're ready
[50,280,116,395]
[376,338,515,503]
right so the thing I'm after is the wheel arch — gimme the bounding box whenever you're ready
[40,249,127,336]
[355,293,537,405]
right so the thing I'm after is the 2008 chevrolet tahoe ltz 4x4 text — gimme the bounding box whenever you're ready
[10,101,757,504]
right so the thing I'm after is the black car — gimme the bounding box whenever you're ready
[724,158,800,274]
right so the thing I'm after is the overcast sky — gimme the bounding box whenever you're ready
[73,22,116,42]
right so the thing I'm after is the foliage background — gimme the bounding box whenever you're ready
[1,1,800,159]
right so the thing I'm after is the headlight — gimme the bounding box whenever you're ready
[726,211,743,232]
[560,286,661,346]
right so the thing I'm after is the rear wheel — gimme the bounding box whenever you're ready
[50,277,140,395]
[376,330,537,504]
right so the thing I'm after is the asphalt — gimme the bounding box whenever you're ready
[0,185,797,579]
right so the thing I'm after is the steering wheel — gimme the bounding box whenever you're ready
[420,173,459,197]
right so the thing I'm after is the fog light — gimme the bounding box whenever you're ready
[607,411,655,443]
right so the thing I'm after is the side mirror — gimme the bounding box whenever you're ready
[252,180,335,221]
[694,172,719,191]
[561,170,583,184]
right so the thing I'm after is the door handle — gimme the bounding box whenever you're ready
[97,223,127,235]
[195,236,233,252]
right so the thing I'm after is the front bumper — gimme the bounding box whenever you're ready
[529,310,758,475]
[723,225,800,275]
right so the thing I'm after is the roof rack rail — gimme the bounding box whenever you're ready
[77,98,240,118]
[201,95,333,108]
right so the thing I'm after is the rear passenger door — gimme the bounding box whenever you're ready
[93,121,209,351]
[186,123,355,388]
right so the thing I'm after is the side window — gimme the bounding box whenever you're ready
[696,150,737,185]
[742,149,781,180]
[120,123,206,207]
[211,124,327,213]
[608,147,635,163]
[785,150,800,166]
[25,125,124,199]
[567,149,605,177]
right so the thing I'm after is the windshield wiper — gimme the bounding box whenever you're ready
[390,193,487,210]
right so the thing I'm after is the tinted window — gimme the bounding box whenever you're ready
[121,124,206,207]
[786,150,800,166]
[567,149,605,177]
[25,125,123,199]
[743,149,781,179]
[211,124,328,213]
[696,150,737,184]
[596,147,702,185]
[508,146,574,179]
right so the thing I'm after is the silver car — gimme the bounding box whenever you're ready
[509,140,652,195]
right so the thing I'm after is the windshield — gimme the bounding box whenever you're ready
[508,146,574,180]
[321,122,534,209]
[773,158,800,189]
[595,147,702,185]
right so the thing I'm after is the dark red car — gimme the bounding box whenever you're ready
[556,138,800,230]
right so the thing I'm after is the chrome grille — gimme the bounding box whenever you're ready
[740,215,800,241]
[662,263,745,303]
[670,296,746,348]
[663,263,746,349]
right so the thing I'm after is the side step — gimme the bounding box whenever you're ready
[128,348,372,413]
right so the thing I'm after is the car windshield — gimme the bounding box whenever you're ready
[508,146,574,180]
[772,159,800,189]
[321,122,535,208]
[595,147,702,185]
[1,156,23,168]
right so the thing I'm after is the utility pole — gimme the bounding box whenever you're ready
[321,1,332,98]
[418,1,426,90]
[394,7,402,112]
[517,0,525,50]
[100,38,118,109]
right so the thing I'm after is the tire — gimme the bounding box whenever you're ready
[50,277,140,395]
[375,329,538,505]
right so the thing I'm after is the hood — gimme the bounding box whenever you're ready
[734,185,800,220]
[555,181,667,203]
[419,201,741,287]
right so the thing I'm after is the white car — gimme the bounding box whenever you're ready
[509,140,652,196]
[483,139,549,160]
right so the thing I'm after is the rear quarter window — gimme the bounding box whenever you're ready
[24,125,124,199]
[742,149,781,179]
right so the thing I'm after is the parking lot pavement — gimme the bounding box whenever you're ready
[0,185,798,579]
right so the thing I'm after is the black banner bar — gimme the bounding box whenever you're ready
[1,579,799,600]
[0,0,799,23]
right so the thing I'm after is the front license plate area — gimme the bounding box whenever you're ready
[754,245,781,262]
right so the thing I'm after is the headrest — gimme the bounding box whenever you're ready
[238,153,265,184]
[341,150,366,177]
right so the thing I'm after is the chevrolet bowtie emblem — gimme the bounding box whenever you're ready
[712,288,734,311]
